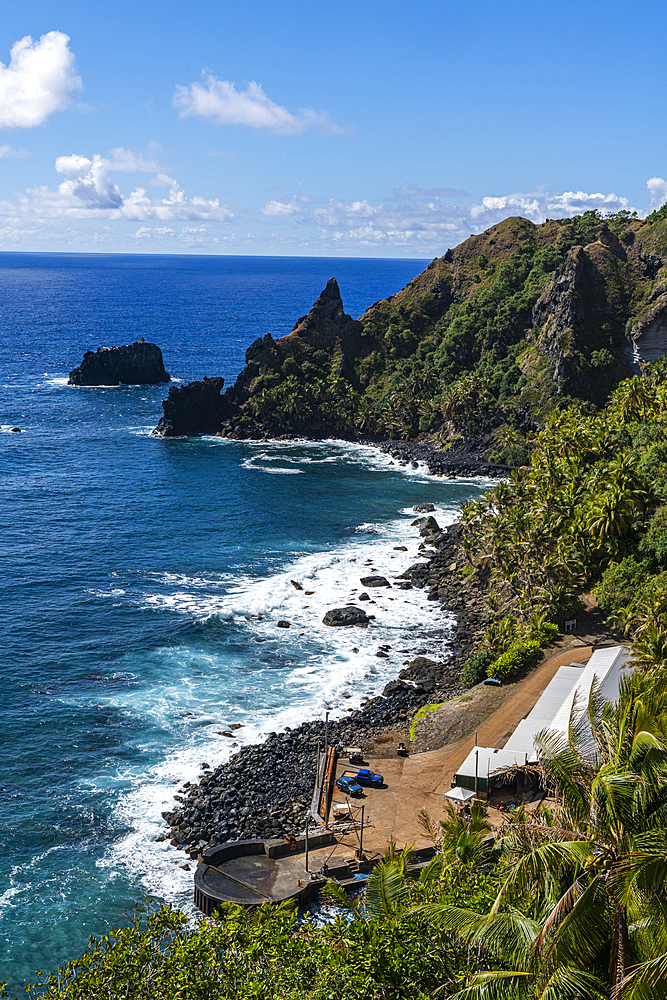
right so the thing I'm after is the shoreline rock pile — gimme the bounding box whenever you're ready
[162,510,491,854]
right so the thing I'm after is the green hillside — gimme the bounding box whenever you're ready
[221,206,667,447]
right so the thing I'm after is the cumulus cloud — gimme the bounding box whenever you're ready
[0,31,81,128]
[173,74,344,134]
[0,149,234,223]
[107,146,163,173]
[648,176,667,210]
[0,144,29,158]
[261,195,312,216]
[471,189,631,221]
[263,184,645,253]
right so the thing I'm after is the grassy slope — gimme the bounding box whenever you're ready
[225,208,667,447]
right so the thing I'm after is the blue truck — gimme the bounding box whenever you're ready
[336,774,364,796]
[355,768,384,788]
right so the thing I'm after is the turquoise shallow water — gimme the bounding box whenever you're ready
[0,252,489,992]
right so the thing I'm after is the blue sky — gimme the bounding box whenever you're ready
[0,0,665,255]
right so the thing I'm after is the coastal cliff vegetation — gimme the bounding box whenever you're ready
[457,357,667,679]
[195,205,667,447]
[28,211,667,998]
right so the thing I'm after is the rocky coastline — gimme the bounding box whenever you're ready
[161,506,494,858]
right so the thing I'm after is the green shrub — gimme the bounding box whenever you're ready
[489,444,530,466]
[590,348,614,368]
[639,506,667,566]
[594,556,651,613]
[460,650,495,687]
[487,639,541,681]
[482,615,519,656]
[526,613,558,645]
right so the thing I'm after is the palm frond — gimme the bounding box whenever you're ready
[365,859,408,919]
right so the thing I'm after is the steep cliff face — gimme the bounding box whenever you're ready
[69,341,170,386]
[152,208,667,440]
[631,285,667,366]
[524,229,637,412]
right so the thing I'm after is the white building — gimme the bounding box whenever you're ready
[453,646,631,794]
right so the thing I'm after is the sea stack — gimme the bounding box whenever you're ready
[155,377,233,436]
[68,340,170,386]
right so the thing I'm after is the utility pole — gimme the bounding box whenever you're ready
[474,749,479,796]
[304,813,309,872]
[357,804,365,860]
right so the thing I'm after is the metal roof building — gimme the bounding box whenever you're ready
[453,646,631,794]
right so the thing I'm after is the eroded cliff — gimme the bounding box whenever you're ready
[153,207,667,440]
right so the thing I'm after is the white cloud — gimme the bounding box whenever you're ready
[0,144,29,158]
[0,149,234,223]
[261,195,312,216]
[0,31,81,128]
[647,176,667,210]
[173,74,344,134]
[471,189,631,221]
[284,185,640,251]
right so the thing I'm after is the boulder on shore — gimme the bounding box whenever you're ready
[68,341,170,386]
[155,377,233,437]
[359,575,391,588]
[323,607,369,627]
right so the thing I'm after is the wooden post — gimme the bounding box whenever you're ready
[304,813,309,872]
[475,749,479,796]
[357,805,365,860]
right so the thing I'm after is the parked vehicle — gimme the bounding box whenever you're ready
[345,747,364,765]
[336,775,363,796]
[355,767,384,787]
[397,742,408,756]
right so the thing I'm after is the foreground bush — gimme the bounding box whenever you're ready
[26,858,498,1000]
[486,638,541,681]
[460,650,495,687]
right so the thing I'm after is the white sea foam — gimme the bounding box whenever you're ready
[90,439,493,912]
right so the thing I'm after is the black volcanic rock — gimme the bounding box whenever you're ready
[68,341,170,386]
[155,377,233,437]
[323,607,369,626]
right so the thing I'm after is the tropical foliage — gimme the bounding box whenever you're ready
[415,670,667,999]
[234,208,667,440]
[458,358,667,644]
[29,669,667,1000]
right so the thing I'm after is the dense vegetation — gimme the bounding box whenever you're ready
[458,358,667,678]
[225,207,667,443]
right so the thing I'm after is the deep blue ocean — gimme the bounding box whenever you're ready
[0,253,490,992]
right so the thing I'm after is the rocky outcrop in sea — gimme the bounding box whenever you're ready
[68,340,170,386]
[155,376,234,437]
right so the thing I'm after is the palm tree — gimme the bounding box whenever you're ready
[415,675,667,998]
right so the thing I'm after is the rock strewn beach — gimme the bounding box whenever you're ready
[161,510,493,856]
